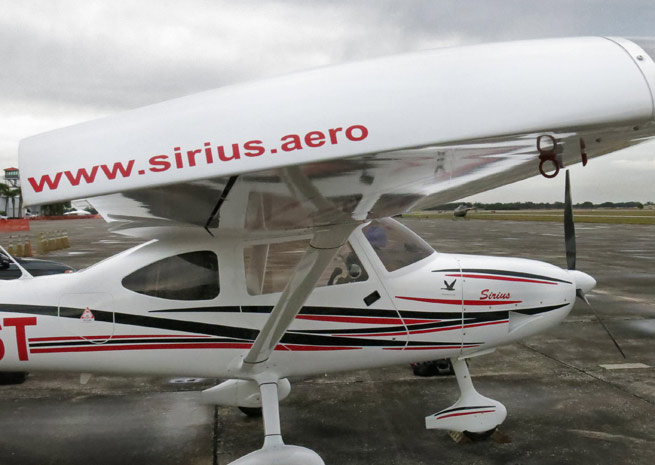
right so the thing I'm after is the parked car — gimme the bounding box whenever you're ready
[0,252,74,384]
[0,252,74,280]
[63,209,92,216]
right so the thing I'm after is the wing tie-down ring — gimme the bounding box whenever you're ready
[537,134,562,178]
[537,135,589,178]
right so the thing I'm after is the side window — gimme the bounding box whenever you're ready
[122,251,219,300]
[244,240,309,295]
[244,241,368,295]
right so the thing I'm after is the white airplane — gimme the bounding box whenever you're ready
[2,37,654,464]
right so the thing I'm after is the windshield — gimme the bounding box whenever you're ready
[363,218,435,272]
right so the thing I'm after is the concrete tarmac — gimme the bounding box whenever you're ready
[0,218,653,465]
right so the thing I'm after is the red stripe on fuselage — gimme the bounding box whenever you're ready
[407,320,508,335]
[30,342,254,353]
[446,273,557,285]
[29,334,212,343]
[295,315,435,325]
[396,296,521,305]
[284,344,361,351]
[29,342,361,354]
[384,344,479,351]
[437,410,496,420]
[336,319,506,338]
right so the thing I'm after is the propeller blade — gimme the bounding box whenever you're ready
[564,170,576,270]
[576,289,590,306]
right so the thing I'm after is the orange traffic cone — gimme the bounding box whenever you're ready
[37,233,47,255]
[24,237,33,257]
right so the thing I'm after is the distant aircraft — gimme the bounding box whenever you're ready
[2,37,654,465]
[453,204,476,218]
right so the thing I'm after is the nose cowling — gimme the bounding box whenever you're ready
[567,270,596,294]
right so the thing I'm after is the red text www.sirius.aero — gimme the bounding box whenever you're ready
[27,124,369,193]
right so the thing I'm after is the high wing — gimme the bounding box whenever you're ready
[18,37,655,239]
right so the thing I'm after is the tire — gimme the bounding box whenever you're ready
[434,359,454,376]
[238,406,263,417]
[411,362,436,377]
[463,428,496,441]
[0,372,28,385]
[411,359,454,377]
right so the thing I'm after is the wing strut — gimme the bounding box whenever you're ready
[243,222,356,366]
[204,175,239,236]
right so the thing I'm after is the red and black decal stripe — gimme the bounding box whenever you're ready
[1,302,566,354]
[432,268,571,285]
[434,405,497,419]
[396,296,522,306]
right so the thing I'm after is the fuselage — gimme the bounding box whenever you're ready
[0,219,578,380]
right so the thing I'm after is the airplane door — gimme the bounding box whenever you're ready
[459,260,510,352]
[58,293,115,343]
[394,254,463,351]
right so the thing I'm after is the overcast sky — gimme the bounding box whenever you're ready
[1,0,654,202]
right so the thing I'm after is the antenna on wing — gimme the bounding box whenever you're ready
[204,175,239,236]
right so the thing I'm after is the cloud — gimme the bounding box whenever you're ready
[465,142,655,203]
[1,0,654,200]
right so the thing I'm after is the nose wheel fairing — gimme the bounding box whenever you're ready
[426,358,507,434]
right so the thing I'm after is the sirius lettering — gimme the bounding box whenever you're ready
[480,289,511,300]
[26,124,369,193]
[151,125,368,171]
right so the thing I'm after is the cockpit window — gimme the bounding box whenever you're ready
[122,251,219,300]
[244,240,368,295]
[363,218,434,272]
[316,242,369,287]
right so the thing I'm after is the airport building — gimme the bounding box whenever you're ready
[1,167,40,218]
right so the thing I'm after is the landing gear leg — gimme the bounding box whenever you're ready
[425,358,506,439]
[228,380,324,465]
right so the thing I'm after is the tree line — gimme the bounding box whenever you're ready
[431,201,652,211]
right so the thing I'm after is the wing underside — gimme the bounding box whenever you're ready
[88,123,655,237]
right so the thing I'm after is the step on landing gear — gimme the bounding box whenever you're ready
[228,380,324,465]
[425,358,506,441]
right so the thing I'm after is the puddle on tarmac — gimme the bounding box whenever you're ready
[619,319,655,336]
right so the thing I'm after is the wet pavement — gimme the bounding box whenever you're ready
[1,217,654,465]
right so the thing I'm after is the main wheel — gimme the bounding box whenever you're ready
[238,406,263,417]
[411,359,454,377]
[411,362,436,377]
[463,428,496,441]
[434,359,454,376]
[0,372,28,385]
